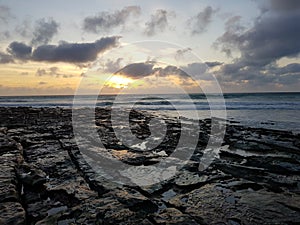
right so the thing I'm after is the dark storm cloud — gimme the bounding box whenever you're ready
[144,9,173,36]
[216,62,300,88]
[32,36,120,63]
[3,36,120,64]
[205,61,223,67]
[277,74,300,85]
[31,18,59,46]
[83,6,141,33]
[265,63,300,77]
[115,62,156,78]
[7,42,32,60]
[0,51,14,64]
[217,12,300,68]
[269,0,300,11]
[217,63,261,82]
[240,13,300,67]
[115,62,189,79]
[187,6,217,35]
[214,2,300,89]
[275,63,300,75]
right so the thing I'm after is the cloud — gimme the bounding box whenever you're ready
[158,65,189,77]
[36,68,46,76]
[49,67,59,75]
[213,16,245,57]
[175,48,192,60]
[83,6,141,33]
[31,36,120,63]
[0,5,13,24]
[180,62,207,75]
[0,6,13,41]
[38,81,47,85]
[102,58,123,73]
[31,18,59,45]
[7,42,32,60]
[180,62,216,80]
[15,18,32,38]
[205,61,223,67]
[36,67,74,78]
[0,51,14,64]
[0,30,10,40]
[144,9,174,36]
[187,6,217,35]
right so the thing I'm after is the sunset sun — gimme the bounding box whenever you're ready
[107,75,133,89]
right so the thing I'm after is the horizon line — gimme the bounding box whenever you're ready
[1,91,300,98]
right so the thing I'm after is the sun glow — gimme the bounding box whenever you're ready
[107,75,133,89]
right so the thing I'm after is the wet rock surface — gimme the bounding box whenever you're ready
[0,107,299,224]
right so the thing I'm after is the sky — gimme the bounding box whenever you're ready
[0,0,299,95]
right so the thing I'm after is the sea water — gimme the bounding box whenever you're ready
[0,92,299,133]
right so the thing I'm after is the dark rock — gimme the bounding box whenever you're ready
[112,188,158,213]
[18,164,47,188]
[174,171,209,188]
[0,202,26,225]
[152,208,200,225]
[169,181,300,225]
[0,177,19,202]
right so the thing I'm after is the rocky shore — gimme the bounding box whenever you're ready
[0,107,299,225]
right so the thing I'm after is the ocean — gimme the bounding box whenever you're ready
[0,92,299,133]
